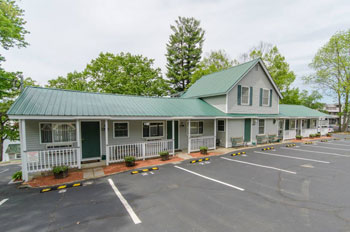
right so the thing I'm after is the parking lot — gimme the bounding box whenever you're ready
[2,135,350,231]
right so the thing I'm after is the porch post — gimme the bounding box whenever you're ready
[172,120,175,155]
[188,120,191,154]
[105,120,109,165]
[214,119,217,150]
[76,119,81,169]
[225,119,229,148]
[19,119,28,182]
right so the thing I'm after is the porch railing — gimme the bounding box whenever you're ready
[283,130,296,140]
[25,148,80,173]
[189,136,215,152]
[107,139,174,164]
[320,128,329,136]
[301,128,317,137]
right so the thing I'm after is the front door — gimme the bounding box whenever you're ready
[244,119,251,142]
[81,121,101,159]
[167,121,179,149]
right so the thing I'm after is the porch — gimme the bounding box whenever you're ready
[280,118,322,140]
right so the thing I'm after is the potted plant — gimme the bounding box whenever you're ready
[159,151,170,161]
[12,171,22,181]
[315,133,321,138]
[53,166,69,179]
[200,146,208,155]
[296,135,303,140]
[124,156,136,167]
[326,133,332,137]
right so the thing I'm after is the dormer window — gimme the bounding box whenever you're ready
[241,86,250,105]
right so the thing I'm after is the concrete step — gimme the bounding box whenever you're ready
[81,160,106,169]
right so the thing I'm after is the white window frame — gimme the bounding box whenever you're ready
[262,88,270,106]
[290,120,296,130]
[258,119,265,134]
[241,86,250,105]
[218,120,225,132]
[142,121,164,139]
[113,122,129,138]
[39,122,76,145]
[190,121,204,135]
[311,119,317,129]
[15,153,21,159]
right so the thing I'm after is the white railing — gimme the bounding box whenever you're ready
[301,128,318,137]
[283,130,296,140]
[320,128,329,136]
[25,148,79,173]
[189,136,215,152]
[108,139,174,164]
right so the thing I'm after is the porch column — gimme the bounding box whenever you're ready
[19,119,28,182]
[214,119,217,150]
[172,120,175,155]
[282,119,286,141]
[187,120,191,154]
[76,119,81,169]
[225,119,229,148]
[105,120,109,165]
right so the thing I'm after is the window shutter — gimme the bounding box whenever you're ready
[269,89,272,107]
[249,87,253,106]
[237,85,241,105]
[259,88,263,106]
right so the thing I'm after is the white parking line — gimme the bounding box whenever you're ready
[220,157,296,174]
[174,165,245,191]
[0,169,9,174]
[281,147,350,157]
[324,142,350,147]
[108,178,141,224]
[0,198,8,206]
[254,151,330,164]
[306,145,350,151]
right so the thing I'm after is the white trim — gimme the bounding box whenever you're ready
[217,120,225,132]
[189,120,204,136]
[39,122,77,145]
[141,121,165,139]
[241,86,250,105]
[177,120,181,149]
[19,120,28,181]
[80,120,102,160]
[258,119,265,134]
[112,121,129,139]
[262,88,270,106]
[225,119,229,148]
[225,93,228,113]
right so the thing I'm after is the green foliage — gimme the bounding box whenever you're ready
[199,146,208,151]
[166,16,205,92]
[47,52,170,96]
[52,166,68,174]
[159,151,169,156]
[309,134,316,138]
[190,50,234,87]
[296,135,303,139]
[12,170,21,180]
[281,88,324,110]
[124,156,135,163]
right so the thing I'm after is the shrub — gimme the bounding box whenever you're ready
[309,134,315,138]
[326,133,332,137]
[12,171,22,181]
[124,156,136,163]
[296,135,303,139]
[159,151,169,156]
[199,146,208,151]
[316,133,321,137]
[52,166,68,174]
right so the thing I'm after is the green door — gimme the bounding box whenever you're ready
[81,122,101,159]
[167,121,179,149]
[244,119,251,142]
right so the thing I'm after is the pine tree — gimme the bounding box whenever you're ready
[166,16,205,92]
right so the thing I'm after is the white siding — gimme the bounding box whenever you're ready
[227,63,279,114]
[202,95,226,112]
[226,119,245,147]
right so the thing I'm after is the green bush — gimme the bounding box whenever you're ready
[12,171,22,180]
[159,151,169,156]
[124,156,136,162]
[326,133,332,137]
[309,134,315,138]
[199,146,208,151]
[316,133,321,137]
[52,166,68,174]
[296,135,303,139]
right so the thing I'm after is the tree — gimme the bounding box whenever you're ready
[0,0,30,161]
[189,50,234,87]
[47,52,170,96]
[166,16,205,92]
[306,30,350,131]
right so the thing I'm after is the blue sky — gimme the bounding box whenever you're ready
[2,0,350,103]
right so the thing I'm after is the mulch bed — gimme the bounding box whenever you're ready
[103,156,184,175]
[27,171,83,187]
[189,151,223,158]
[291,136,332,143]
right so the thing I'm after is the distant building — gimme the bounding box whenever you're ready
[323,104,340,126]
[5,143,21,160]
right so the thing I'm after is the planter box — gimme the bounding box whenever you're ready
[200,150,208,155]
[161,154,170,161]
[125,161,135,167]
[54,169,68,179]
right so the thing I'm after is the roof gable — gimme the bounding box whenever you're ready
[182,58,283,99]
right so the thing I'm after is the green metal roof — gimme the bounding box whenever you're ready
[279,104,328,118]
[7,87,228,117]
[182,59,260,98]
[5,144,20,154]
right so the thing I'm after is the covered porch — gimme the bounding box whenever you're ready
[279,118,322,140]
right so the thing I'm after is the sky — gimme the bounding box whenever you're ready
[1,0,350,103]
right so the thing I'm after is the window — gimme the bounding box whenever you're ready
[143,122,164,138]
[190,121,203,135]
[262,89,269,106]
[40,123,76,144]
[114,122,128,138]
[311,119,317,129]
[290,120,296,129]
[241,86,250,105]
[258,119,265,134]
[15,153,21,159]
[218,120,225,132]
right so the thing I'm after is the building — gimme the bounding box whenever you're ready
[5,144,21,160]
[323,104,340,126]
[7,58,330,181]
